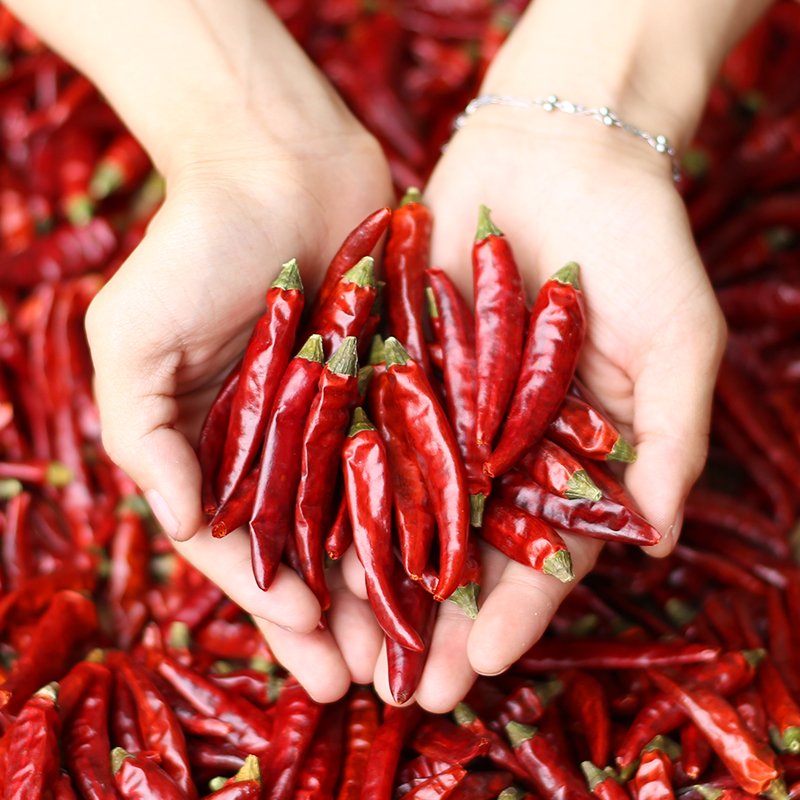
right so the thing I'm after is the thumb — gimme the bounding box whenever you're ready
[624,310,726,557]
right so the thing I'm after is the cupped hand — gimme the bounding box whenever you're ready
[369,106,725,711]
[85,111,393,702]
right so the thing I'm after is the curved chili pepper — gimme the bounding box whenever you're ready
[111,747,188,800]
[581,763,631,800]
[384,187,434,381]
[560,669,611,768]
[264,677,324,800]
[472,205,526,447]
[326,491,353,561]
[647,667,784,797]
[306,207,391,321]
[520,439,602,501]
[292,700,346,800]
[343,407,423,651]
[487,262,586,477]
[498,471,661,546]
[702,592,746,650]
[57,125,99,224]
[426,266,492,525]
[384,337,469,601]
[248,334,324,590]
[447,530,482,619]
[358,280,384,357]
[481,495,574,582]
[89,131,151,199]
[210,467,258,539]
[3,683,62,798]
[386,561,437,704]
[367,339,435,580]
[631,736,676,800]
[295,336,360,610]
[336,688,381,800]
[215,259,304,507]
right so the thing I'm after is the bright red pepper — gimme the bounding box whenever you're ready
[631,737,676,800]
[111,748,188,800]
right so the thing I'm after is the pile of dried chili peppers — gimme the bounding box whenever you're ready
[1,0,800,798]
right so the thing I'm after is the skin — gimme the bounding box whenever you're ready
[6,0,772,708]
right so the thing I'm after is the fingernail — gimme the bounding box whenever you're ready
[145,490,180,539]
[667,502,685,546]
[477,663,511,677]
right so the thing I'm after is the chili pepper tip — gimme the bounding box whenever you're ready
[110,747,131,775]
[607,436,637,463]
[400,187,423,206]
[348,407,376,437]
[543,550,575,583]
[581,761,608,791]
[551,261,582,290]
[368,335,385,365]
[326,336,359,375]
[469,493,486,527]
[296,333,324,362]
[358,365,375,396]
[449,582,480,619]
[475,204,503,241]
[272,258,303,292]
[506,720,536,748]
[564,469,602,501]
[384,337,410,368]
[211,521,228,538]
[343,256,376,288]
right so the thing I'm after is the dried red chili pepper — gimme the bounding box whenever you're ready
[581,763,630,800]
[264,677,324,800]
[647,667,785,797]
[561,669,612,768]
[326,490,353,561]
[672,545,767,598]
[292,701,346,800]
[631,736,676,800]
[247,334,324,589]
[491,680,563,731]
[384,336,469,601]
[765,586,800,699]
[480,495,574,582]
[336,688,381,800]
[472,205,526,448]
[89,131,150,199]
[426,265,492,525]
[681,721,713,781]
[733,684,770,745]
[442,530,483,619]
[519,439,602,501]
[3,683,62,798]
[409,713,491,764]
[202,782,262,800]
[215,259,304,506]
[209,467,258,539]
[498,471,661,546]
[110,666,146,754]
[757,657,800,754]
[111,747,188,800]
[386,568,437,704]
[398,765,467,799]
[56,771,79,800]
[702,592,747,650]
[295,336,360,610]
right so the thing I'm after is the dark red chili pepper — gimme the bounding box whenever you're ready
[581,763,631,800]
[765,586,800,699]
[209,467,258,539]
[548,394,637,463]
[248,334,324,590]
[326,490,353,561]
[384,187,434,380]
[27,73,95,133]
[519,439,602,501]
[361,703,423,800]
[472,205,526,447]
[631,736,676,800]
[487,262,586,476]
[292,700,346,800]
[89,131,151,199]
[733,684,770,745]
[111,747,188,800]
[491,680,563,731]
[358,280,384,357]
[295,336,360,610]
[409,713,491,764]
[1,488,34,591]
[367,338,436,580]
[343,406,423,651]
[672,544,767,598]
[207,667,279,709]
[481,495,574,581]
[398,765,468,799]
[507,721,594,800]
[306,207,391,322]
[57,125,99,224]
[497,470,661,546]
[264,677,324,800]
[63,661,122,800]
[336,688,381,800]
[444,530,483,619]
[386,568,437,704]
[426,266,492,525]
[758,657,800,754]
[56,771,79,800]
[681,721,713,781]
[111,667,146,754]
[647,667,784,797]
[384,337,469,601]
[561,670,612,768]
[427,340,443,371]
[201,782,262,800]
[3,683,62,797]
[215,259,304,507]
[702,592,747,649]
[0,589,98,714]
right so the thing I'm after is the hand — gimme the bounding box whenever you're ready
[367,105,725,711]
[86,112,394,702]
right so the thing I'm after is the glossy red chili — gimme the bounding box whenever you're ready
[111,748,188,800]
[631,737,676,800]
[520,438,602,501]
[336,688,381,800]
[293,701,346,800]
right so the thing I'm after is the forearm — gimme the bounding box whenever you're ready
[483,0,775,151]
[5,0,348,177]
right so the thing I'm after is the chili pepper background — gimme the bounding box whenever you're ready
[0,0,799,797]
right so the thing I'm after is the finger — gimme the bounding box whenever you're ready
[625,303,727,557]
[254,618,351,704]
[467,534,603,676]
[327,564,384,685]
[340,543,368,600]
[173,525,320,633]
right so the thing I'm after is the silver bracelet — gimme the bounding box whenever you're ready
[453,94,681,182]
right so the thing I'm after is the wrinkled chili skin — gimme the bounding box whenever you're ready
[472,207,527,448]
[426,266,492,502]
[560,669,611,769]
[293,700,346,800]
[249,339,324,590]
[409,713,491,765]
[647,667,781,795]
[498,471,661,546]
[112,750,188,800]
[63,662,122,800]
[385,338,469,601]
[336,688,381,800]
[343,410,423,651]
[401,765,467,798]
[295,341,360,611]
[547,394,625,461]
[215,266,305,508]
[384,191,434,382]
[585,769,631,800]
[681,721,713,780]
[487,265,586,477]
[632,747,676,800]
[386,570,437,705]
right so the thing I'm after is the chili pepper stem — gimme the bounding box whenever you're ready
[343,256,376,288]
[743,648,767,668]
[608,436,638,463]
[581,761,609,790]
[348,407,375,436]
[764,779,790,800]
[400,187,422,206]
[475,204,503,241]
[368,335,385,365]
[781,727,800,754]
[449,582,480,619]
[89,164,123,199]
[233,754,262,784]
[564,470,602,501]
[470,493,486,527]
[272,258,303,291]
[692,786,724,800]
[506,720,536,748]
[551,261,582,289]
[543,550,575,583]
[110,747,131,775]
